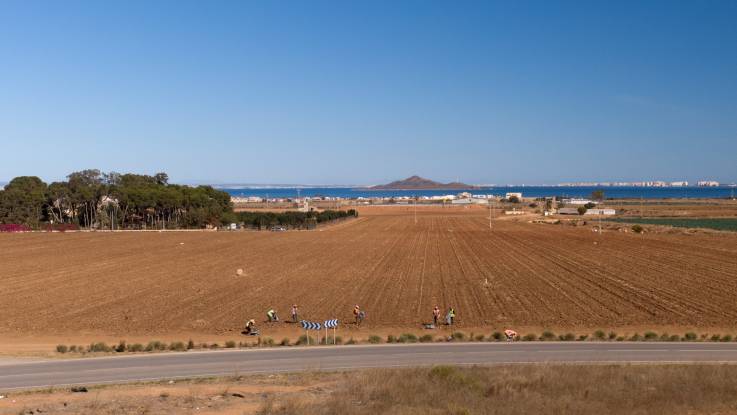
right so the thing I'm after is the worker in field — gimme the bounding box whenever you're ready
[446,307,456,326]
[266,308,279,322]
[433,305,440,326]
[353,305,365,325]
[242,319,258,335]
[291,304,299,323]
[504,329,518,342]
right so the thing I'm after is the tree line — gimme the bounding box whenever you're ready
[230,209,358,229]
[0,170,359,231]
[0,170,232,229]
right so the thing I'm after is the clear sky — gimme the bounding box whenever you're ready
[1,1,736,185]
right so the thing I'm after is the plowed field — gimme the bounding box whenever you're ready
[2,207,737,337]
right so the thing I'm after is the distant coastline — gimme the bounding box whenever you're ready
[221,185,737,200]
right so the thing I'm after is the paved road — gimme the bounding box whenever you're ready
[3,342,737,391]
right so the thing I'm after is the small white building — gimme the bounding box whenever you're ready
[505,192,522,199]
[451,199,472,205]
[584,209,616,216]
[563,198,594,205]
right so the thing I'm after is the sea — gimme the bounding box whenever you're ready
[220,186,737,200]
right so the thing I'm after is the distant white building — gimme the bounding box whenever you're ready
[670,181,688,187]
[563,198,594,205]
[451,199,472,205]
[697,181,720,187]
[584,208,616,216]
[505,192,522,199]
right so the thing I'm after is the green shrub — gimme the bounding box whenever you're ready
[616,336,625,341]
[127,343,144,352]
[577,334,588,341]
[419,334,434,343]
[452,332,466,341]
[115,340,126,353]
[89,342,112,353]
[632,224,644,233]
[629,333,642,341]
[490,332,503,341]
[296,335,315,345]
[559,333,575,341]
[710,334,721,342]
[279,338,290,346]
[669,335,680,342]
[522,333,537,342]
[56,344,68,353]
[145,341,165,351]
[683,332,698,341]
[69,345,78,353]
[170,341,186,351]
[387,335,398,343]
[474,334,485,342]
[539,331,556,341]
[262,337,274,346]
[400,333,418,343]
[644,331,658,341]
[368,335,382,344]
[659,333,670,341]
[720,335,732,342]
[187,339,195,350]
[210,343,219,349]
[593,330,606,340]
[608,332,617,340]
[225,340,237,348]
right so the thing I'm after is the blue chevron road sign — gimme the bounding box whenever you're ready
[300,320,322,330]
[324,319,338,328]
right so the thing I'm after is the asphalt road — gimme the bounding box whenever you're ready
[3,342,737,391]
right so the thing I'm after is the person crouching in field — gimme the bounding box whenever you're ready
[266,308,279,322]
[446,307,455,326]
[433,305,440,326]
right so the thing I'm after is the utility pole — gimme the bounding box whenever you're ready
[414,195,417,224]
[488,198,492,230]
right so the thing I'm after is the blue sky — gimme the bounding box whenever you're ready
[1,1,736,185]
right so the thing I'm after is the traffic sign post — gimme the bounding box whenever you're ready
[300,320,323,345]
[324,319,338,344]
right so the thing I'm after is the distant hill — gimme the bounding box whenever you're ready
[369,176,479,190]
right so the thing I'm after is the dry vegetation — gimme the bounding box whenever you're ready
[1,205,737,342]
[259,365,737,415]
[5,365,737,414]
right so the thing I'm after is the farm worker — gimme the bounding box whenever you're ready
[446,307,455,325]
[432,306,440,326]
[244,319,256,335]
[353,305,361,324]
[504,329,518,342]
[266,309,279,322]
[291,304,299,323]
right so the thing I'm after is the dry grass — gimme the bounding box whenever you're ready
[258,364,737,415]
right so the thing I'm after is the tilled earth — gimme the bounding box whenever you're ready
[2,207,737,337]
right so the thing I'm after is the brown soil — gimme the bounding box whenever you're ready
[2,205,737,349]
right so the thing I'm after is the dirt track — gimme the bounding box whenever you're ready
[2,207,737,337]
